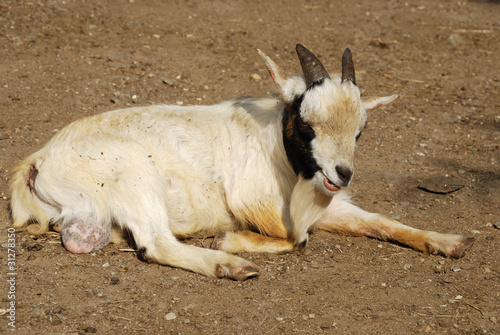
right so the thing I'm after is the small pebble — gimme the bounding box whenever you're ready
[448,33,464,46]
[452,267,461,272]
[388,212,402,220]
[320,322,336,329]
[493,222,500,229]
[164,312,177,320]
[81,326,97,333]
[250,73,262,81]
[161,78,175,86]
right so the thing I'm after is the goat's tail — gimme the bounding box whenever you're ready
[10,156,50,235]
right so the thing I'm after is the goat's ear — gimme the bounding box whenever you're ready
[257,49,289,94]
[363,94,398,111]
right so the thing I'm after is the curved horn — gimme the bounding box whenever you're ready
[296,44,330,88]
[341,48,356,85]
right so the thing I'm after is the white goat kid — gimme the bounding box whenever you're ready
[10,44,474,280]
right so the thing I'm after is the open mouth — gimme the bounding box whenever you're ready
[322,171,340,192]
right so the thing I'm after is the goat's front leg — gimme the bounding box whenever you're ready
[211,230,296,254]
[316,192,474,258]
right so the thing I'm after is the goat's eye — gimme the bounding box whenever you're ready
[295,118,314,140]
[299,120,312,130]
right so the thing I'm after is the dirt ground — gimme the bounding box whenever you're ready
[0,0,499,334]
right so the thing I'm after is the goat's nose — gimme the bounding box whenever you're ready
[336,165,353,185]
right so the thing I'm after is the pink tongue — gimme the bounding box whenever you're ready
[323,176,340,191]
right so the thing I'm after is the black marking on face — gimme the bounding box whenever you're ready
[282,95,321,180]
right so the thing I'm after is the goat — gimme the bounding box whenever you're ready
[10,44,474,280]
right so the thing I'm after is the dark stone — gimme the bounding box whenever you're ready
[418,176,464,194]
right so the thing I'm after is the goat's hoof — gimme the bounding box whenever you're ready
[211,233,227,250]
[215,264,260,281]
[448,236,475,258]
[231,265,260,281]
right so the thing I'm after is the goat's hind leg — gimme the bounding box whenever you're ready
[110,173,259,280]
[316,194,474,258]
[121,206,260,280]
[134,229,259,281]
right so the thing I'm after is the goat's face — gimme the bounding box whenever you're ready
[259,44,397,196]
[298,78,366,195]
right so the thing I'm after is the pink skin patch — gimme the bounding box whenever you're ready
[61,220,110,254]
[323,176,340,192]
[27,164,38,189]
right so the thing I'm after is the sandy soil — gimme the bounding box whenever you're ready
[0,0,499,334]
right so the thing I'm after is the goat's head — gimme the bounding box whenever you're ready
[259,44,397,196]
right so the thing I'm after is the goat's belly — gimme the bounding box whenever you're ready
[162,171,237,238]
[53,147,233,232]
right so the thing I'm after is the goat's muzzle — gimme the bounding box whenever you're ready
[322,174,340,192]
